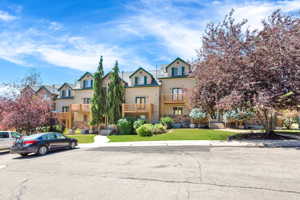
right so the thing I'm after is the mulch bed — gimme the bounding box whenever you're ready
[228,132,296,140]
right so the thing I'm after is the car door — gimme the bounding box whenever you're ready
[46,133,61,150]
[55,133,69,148]
[0,132,10,150]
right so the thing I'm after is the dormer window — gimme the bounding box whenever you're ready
[61,89,72,97]
[83,79,93,89]
[171,66,185,77]
[134,76,146,86]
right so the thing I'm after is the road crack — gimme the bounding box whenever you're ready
[119,176,300,195]
[14,178,29,200]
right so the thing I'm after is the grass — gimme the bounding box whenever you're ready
[108,129,236,142]
[66,134,96,143]
[275,129,300,133]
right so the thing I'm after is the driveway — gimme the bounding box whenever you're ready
[0,147,300,200]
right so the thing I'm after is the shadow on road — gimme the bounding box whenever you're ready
[0,151,10,155]
[13,148,79,160]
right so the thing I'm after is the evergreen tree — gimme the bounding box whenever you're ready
[107,61,124,124]
[91,56,106,127]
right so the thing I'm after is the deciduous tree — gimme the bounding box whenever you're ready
[193,10,300,134]
[0,89,52,134]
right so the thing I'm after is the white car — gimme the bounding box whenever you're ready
[0,131,21,151]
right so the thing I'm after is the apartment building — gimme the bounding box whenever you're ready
[54,57,196,129]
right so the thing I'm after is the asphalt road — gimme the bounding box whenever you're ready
[0,146,300,200]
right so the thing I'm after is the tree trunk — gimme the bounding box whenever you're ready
[264,110,276,135]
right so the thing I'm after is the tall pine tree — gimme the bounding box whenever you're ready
[107,61,124,124]
[91,56,106,128]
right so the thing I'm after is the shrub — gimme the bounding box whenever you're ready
[160,117,174,129]
[117,118,133,135]
[136,124,153,137]
[153,123,166,134]
[189,108,206,120]
[75,128,81,134]
[133,119,145,130]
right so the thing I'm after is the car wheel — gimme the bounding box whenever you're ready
[69,141,76,149]
[37,145,48,156]
[20,153,28,157]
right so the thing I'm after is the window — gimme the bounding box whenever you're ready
[172,88,184,100]
[171,67,185,76]
[62,106,69,112]
[135,96,146,104]
[83,98,91,104]
[134,76,146,85]
[43,94,49,100]
[0,132,9,138]
[11,132,21,138]
[67,89,72,97]
[171,67,178,76]
[83,79,93,88]
[173,107,183,115]
[61,90,66,97]
[181,66,185,75]
[47,134,57,140]
[55,133,66,139]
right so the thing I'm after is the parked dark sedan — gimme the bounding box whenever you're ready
[10,132,78,156]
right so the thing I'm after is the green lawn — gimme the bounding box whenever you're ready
[66,134,96,143]
[108,129,236,142]
[275,129,300,133]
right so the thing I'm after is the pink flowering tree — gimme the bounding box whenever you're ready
[0,89,53,135]
[193,10,300,134]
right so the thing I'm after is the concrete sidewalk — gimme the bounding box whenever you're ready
[78,136,300,148]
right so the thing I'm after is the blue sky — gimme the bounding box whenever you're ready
[0,0,299,85]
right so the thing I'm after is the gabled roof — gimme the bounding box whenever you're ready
[36,86,52,95]
[58,83,73,91]
[103,72,128,85]
[77,72,93,81]
[129,67,155,79]
[165,57,191,71]
[103,72,112,80]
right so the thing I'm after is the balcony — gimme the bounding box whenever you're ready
[70,104,91,112]
[162,94,187,104]
[55,112,70,120]
[122,104,153,113]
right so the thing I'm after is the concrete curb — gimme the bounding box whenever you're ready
[78,136,300,148]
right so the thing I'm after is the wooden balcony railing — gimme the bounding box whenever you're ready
[55,112,70,120]
[122,104,153,113]
[162,94,187,104]
[70,104,90,112]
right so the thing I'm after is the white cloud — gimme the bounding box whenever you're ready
[118,0,204,60]
[0,23,151,71]
[0,10,16,21]
[49,22,63,31]
[219,0,300,30]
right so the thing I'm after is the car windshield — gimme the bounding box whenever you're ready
[0,132,9,138]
